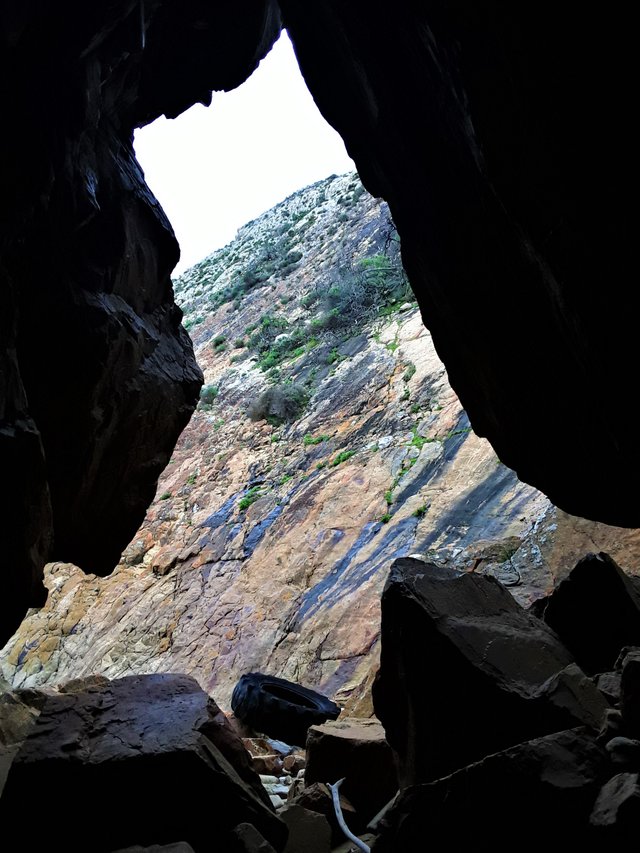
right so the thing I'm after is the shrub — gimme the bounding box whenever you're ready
[239,486,261,511]
[200,384,219,405]
[300,291,319,310]
[303,433,331,446]
[331,450,355,467]
[234,338,246,348]
[403,362,417,382]
[256,327,306,371]
[158,491,172,500]
[248,383,309,425]
[413,504,428,518]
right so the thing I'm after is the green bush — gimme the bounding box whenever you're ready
[303,433,331,446]
[256,327,306,371]
[331,450,355,467]
[239,486,261,511]
[200,385,219,405]
[403,363,417,382]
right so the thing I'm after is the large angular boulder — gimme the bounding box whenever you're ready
[0,674,287,852]
[539,553,640,674]
[305,719,398,822]
[372,729,607,849]
[372,558,607,785]
[590,773,640,836]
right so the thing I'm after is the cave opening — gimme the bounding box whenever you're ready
[133,29,355,277]
[2,4,639,844]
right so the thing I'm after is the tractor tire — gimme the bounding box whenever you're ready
[231,672,341,747]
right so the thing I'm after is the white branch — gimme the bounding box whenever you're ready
[328,778,371,853]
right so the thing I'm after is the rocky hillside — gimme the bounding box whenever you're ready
[3,173,639,713]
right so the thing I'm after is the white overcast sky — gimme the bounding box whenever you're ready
[134,30,355,275]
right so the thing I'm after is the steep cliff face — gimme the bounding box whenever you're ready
[0,0,280,641]
[4,175,638,713]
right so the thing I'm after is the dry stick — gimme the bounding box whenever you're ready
[328,778,371,853]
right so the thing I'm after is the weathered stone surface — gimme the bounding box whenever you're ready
[253,754,285,776]
[283,753,305,775]
[538,553,640,675]
[280,805,332,853]
[305,719,397,822]
[0,674,287,852]
[590,773,640,834]
[0,687,44,795]
[620,649,640,738]
[604,737,640,769]
[229,823,279,853]
[372,558,606,785]
[373,729,606,849]
[595,672,622,705]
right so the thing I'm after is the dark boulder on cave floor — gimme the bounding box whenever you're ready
[372,557,607,786]
[0,673,287,852]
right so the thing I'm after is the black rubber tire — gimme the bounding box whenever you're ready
[231,672,341,746]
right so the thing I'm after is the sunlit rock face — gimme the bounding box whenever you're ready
[3,176,638,714]
[0,1,281,642]
[280,2,637,527]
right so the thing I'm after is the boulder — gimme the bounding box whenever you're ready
[540,553,640,674]
[620,648,640,737]
[287,782,357,845]
[373,729,606,849]
[0,686,45,795]
[0,674,287,852]
[280,805,332,853]
[372,558,606,785]
[595,672,622,705]
[305,719,398,822]
[590,773,640,835]
[229,824,279,853]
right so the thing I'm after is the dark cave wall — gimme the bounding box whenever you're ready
[0,0,281,641]
[0,0,636,642]
[280,1,636,527]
